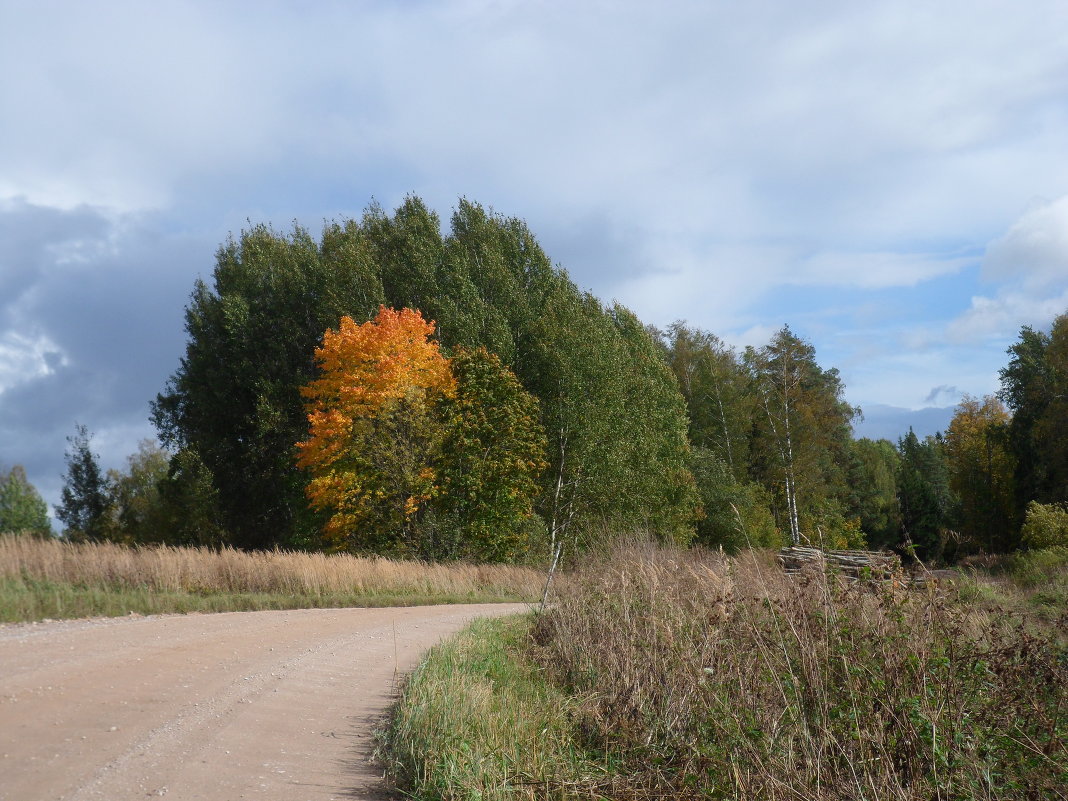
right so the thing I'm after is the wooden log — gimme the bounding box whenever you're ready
[777,546,900,581]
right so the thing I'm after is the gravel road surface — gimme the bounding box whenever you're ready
[0,604,526,800]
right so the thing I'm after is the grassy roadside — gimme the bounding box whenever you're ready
[0,534,542,623]
[381,614,607,801]
[384,543,1068,801]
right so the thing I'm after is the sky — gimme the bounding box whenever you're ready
[2,0,1068,520]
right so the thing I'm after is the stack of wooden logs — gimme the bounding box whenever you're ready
[778,546,901,582]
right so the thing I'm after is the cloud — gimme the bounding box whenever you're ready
[948,288,1068,343]
[923,385,959,405]
[982,195,1068,289]
[0,199,214,511]
[0,331,66,394]
[611,241,795,332]
[947,194,1068,342]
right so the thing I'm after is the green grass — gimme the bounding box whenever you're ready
[0,575,528,624]
[956,547,1068,624]
[380,614,606,801]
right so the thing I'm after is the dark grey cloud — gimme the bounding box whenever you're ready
[0,201,110,326]
[0,200,216,513]
[923,385,960,405]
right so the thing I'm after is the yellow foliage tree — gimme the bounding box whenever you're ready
[295,306,454,551]
[945,394,1016,551]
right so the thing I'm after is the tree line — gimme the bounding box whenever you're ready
[46,198,693,561]
[7,196,1067,562]
[658,318,1068,560]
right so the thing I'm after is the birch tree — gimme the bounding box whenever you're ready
[747,327,857,546]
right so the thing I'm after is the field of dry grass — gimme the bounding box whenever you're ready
[532,543,1068,799]
[386,541,1068,800]
[0,534,543,622]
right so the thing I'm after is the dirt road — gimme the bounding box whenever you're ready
[0,604,526,800]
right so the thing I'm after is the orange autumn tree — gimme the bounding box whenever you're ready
[296,306,455,552]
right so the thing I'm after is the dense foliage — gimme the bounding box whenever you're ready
[151,197,694,555]
[999,315,1068,521]
[435,347,548,562]
[658,313,1068,559]
[659,324,862,551]
[55,424,112,542]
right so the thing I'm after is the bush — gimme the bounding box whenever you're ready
[1021,501,1068,549]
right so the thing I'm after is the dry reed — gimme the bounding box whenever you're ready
[0,533,543,600]
[533,541,1068,800]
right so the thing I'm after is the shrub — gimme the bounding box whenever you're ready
[1021,500,1068,550]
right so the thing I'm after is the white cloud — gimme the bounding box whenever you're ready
[982,194,1068,288]
[0,331,66,394]
[948,288,1068,343]
[611,240,794,332]
[843,345,999,411]
[946,194,1068,341]
[796,250,970,289]
[4,1,1068,239]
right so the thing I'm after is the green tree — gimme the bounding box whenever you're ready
[1037,316,1068,503]
[0,465,51,536]
[896,430,957,561]
[844,438,901,548]
[661,322,754,480]
[746,326,857,545]
[365,200,697,551]
[999,315,1068,515]
[1020,501,1068,549]
[106,440,170,544]
[690,448,781,551]
[152,221,385,549]
[436,347,548,562]
[607,306,698,539]
[157,448,228,547]
[55,424,112,542]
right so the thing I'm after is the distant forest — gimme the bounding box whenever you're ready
[6,197,1067,563]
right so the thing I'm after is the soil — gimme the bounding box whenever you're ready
[0,603,526,800]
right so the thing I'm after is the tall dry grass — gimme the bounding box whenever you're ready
[0,533,543,600]
[532,541,1068,800]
